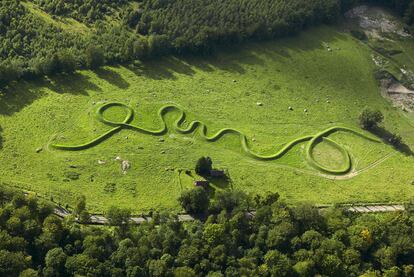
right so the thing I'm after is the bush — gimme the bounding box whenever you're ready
[359,108,384,130]
[41,55,60,76]
[178,187,210,214]
[0,61,24,87]
[195,157,213,176]
[85,46,105,69]
[58,51,78,74]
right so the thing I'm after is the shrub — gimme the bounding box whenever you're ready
[195,156,212,176]
[359,108,384,130]
[0,61,24,87]
[58,51,78,74]
[178,187,209,214]
[85,46,105,69]
[40,55,60,76]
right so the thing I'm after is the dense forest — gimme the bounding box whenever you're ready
[2,185,414,276]
[1,0,413,88]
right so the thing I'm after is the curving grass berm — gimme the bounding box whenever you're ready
[51,102,382,175]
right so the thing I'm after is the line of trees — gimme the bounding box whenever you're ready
[2,184,414,276]
[1,0,413,89]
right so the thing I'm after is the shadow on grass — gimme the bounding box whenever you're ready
[95,67,130,89]
[204,175,233,200]
[125,28,348,81]
[0,72,101,116]
[45,73,102,95]
[371,126,414,156]
[126,56,197,80]
[0,83,43,116]
[0,126,3,150]
[207,175,232,190]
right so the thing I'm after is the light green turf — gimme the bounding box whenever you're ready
[1,25,414,213]
[51,102,380,175]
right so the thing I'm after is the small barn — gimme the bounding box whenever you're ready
[194,180,209,189]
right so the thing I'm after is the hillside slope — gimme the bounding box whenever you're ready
[1,23,413,212]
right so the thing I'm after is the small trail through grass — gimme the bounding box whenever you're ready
[51,102,382,175]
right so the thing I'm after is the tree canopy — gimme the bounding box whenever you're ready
[1,185,414,276]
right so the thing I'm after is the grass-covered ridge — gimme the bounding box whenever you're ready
[1,25,414,213]
[51,102,381,175]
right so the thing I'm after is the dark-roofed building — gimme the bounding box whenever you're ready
[194,180,209,189]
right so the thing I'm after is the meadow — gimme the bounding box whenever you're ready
[1,25,413,213]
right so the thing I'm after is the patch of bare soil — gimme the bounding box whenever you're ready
[345,5,412,39]
[381,78,414,112]
[345,5,414,113]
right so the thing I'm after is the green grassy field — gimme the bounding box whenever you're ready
[1,25,414,213]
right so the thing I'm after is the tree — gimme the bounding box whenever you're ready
[195,156,213,176]
[58,51,77,74]
[85,46,105,69]
[178,187,209,214]
[0,61,23,87]
[293,203,326,233]
[293,260,315,277]
[106,206,131,236]
[0,250,29,277]
[203,224,225,245]
[44,247,67,277]
[147,259,167,277]
[19,268,38,277]
[132,38,148,59]
[74,195,89,223]
[173,266,196,277]
[209,190,248,213]
[64,254,101,276]
[40,55,60,76]
[359,108,384,130]
[264,250,291,276]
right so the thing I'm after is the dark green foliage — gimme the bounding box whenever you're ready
[1,0,413,87]
[38,55,60,76]
[74,195,90,223]
[2,186,414,276]
[195,156,213,176]
[43,247,67,277]
[33,0,129,24]
[106,206,131,226]
[359,108,384,130]
[106,206,131,236]
[0,61,23,87]
[131,0,341,54]
[178,187,210,214]
[85,46,105,69]
[57,50,78,74]
[209,190,249,213]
